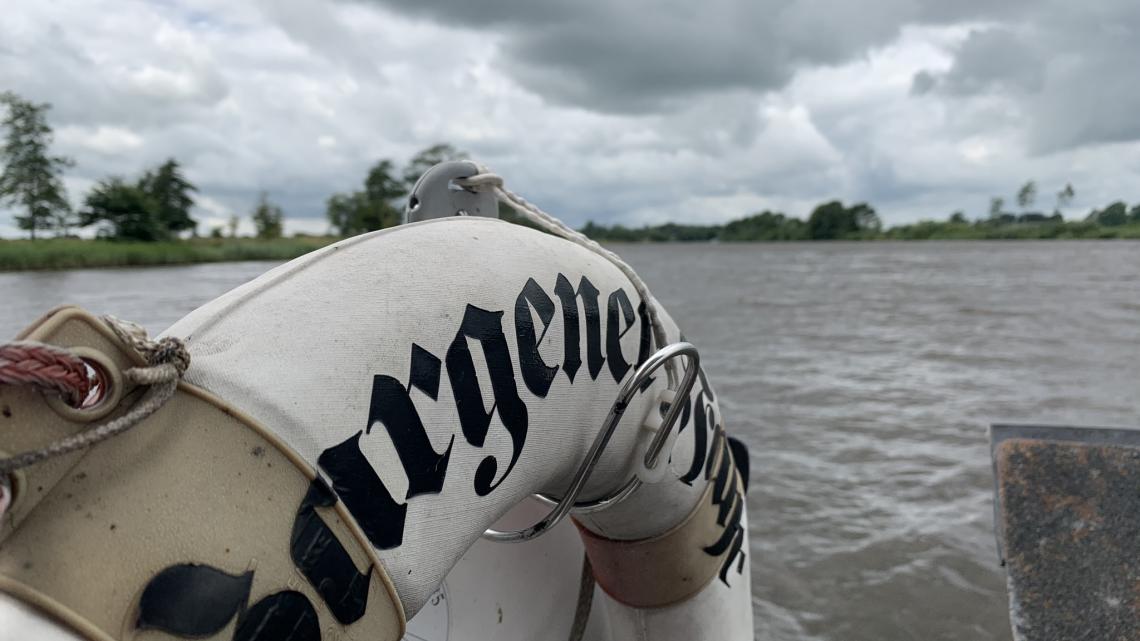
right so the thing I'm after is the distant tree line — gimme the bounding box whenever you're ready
[0,92,287,242]
[584,201,883,241]
[6,90,1140,245]
[581,181,1140,242]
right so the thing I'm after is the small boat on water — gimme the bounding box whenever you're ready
[0,162,754,640]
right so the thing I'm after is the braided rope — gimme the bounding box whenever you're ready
[0,317,189,476]
[456,169,679,387]
[0,341,91,406]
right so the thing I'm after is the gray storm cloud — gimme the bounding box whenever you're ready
[366,0,1140,154]
[360,0,1021,111]
[0,0,1138,233]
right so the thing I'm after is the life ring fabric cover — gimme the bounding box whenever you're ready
[0,308,404,641]
[161,217,753,638]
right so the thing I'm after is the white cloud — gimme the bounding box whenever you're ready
[0,0,1139,238]
[56,125,145,155]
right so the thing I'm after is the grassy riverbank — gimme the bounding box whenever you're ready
[582,218,1140,242]
[6,220,1140,271]
[0,236,338,271]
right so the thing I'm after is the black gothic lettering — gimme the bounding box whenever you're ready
[515,277,559,397]
[680,391,709,485]
[705,427,725,481]
[318,432,408,550]
[701,438,748,586]
[636,300,653,367]
[137,564,253,636]
[704,492,743,556]
[554,274,605,381]
[447,304,529,496]
[717,528,746,585]
[234,591,320,641]
[408,344,441,400]
[290,480,371,624]
[727,436,751,494]
[367,370,453,498]
[606,289,636,382]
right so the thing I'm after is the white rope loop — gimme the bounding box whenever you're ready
[454,168,679,388]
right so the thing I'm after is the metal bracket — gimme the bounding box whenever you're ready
[404,160,500,223]
[483,342,700,543]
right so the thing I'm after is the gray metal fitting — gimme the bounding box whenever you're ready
[404,160,499,223]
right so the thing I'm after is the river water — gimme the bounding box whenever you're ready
[3,241,1140,641]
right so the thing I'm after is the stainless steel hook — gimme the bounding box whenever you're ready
[482,342,700,543]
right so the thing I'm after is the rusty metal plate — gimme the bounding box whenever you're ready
[992,424,1140,641]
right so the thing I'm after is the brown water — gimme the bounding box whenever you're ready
[4,241,1140,640]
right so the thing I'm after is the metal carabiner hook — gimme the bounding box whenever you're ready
[482,342,700,543]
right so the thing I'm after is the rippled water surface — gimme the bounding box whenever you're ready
[4,241,1140,640]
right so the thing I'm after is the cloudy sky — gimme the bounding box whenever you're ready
[3,0,1140,236]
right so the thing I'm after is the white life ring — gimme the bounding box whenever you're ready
[0,217,753,640]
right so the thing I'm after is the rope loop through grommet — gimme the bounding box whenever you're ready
[0,316,190,476]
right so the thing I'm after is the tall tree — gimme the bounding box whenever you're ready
[1055,183,1075,214]
[251,191,284,239]
[79,178,164,241]
[807,201,879,240]
[850,203,881,232]
[326,193,356,237]
[1090,201,1128,227]
[989,197,1005,218]
[807,201,855,240]
[0,92,74,239]
[402,143,466,190]
[1016,181,1037,210]
[326,159,406,236]
[138,158,197,235]
[366,159,407,204]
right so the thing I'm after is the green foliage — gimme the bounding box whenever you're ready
[326,145,466,236]
[0,92,74,239]
[1056,183,1075,211]
[79,178,166,241]
[989,197,1005,218]
[138,158,197,234]
[720,211,807,241]
[251,191,284,239]
[366,159,407,204]
[1089,201,1129,227]
[576,188,1140,243]
[807,201,880,239]
[326,190,397,236]
[1017,181,1037,210]
[580,221,719,242]
[0,236,336,271]
[75,157,198,241]
[324,160,402,235]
